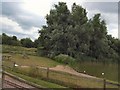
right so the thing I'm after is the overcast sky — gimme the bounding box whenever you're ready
[1,0,119,40]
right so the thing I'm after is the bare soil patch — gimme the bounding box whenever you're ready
[50,65,98,79]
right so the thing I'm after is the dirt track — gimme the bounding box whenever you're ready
[50,65,98,79]
[21,65,99,79]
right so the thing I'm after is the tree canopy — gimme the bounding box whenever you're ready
[2,33,21,46]
[1,33,38,48]
[38,2,120,62]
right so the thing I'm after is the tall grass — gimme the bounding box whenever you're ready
[71,61,118,82]
[2,45,37,55]
[4,64,119,88]
[6,69,66,88]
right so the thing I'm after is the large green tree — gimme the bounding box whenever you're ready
[89,14,108,59]
[38,2,119,62]
[39,2,71,57]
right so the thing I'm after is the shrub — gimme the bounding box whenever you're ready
[54,54,75,65]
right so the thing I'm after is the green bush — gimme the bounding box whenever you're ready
[54,54,75,65]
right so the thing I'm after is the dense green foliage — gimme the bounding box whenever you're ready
[54,54,75,64]
[20,38,33,48]
[2,33,21,46]
[1,33,40,48]
[38,2,120,62]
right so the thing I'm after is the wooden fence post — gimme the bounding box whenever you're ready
[2,71,5,89]
[12,62,15,71]
[103,78,106,90]
[47,67,49,78]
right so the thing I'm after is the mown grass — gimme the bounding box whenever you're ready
[3,53,61,67]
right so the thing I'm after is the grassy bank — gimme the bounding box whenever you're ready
[2,45,37,56]
[71,61,118,82]
[2,45,119,88]
[5,70,66,88]
[4,62,119,88]
[3,53,61,67]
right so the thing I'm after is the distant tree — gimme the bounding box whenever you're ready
[2,33,21,46]
[0,35,2,44]
[12,36,17,41]
[20,38,33,48]
[107,35,120,60]
[2,33,12,45]
[33,37,41,48]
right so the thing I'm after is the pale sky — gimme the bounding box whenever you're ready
[1,0,119,40]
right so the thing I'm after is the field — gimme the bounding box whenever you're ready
[6,70,66,88]
[2,45,119,88]
[2,45,37,56]
[3,54,119,88]
[72,62,118,82]
[3,54,60,67]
